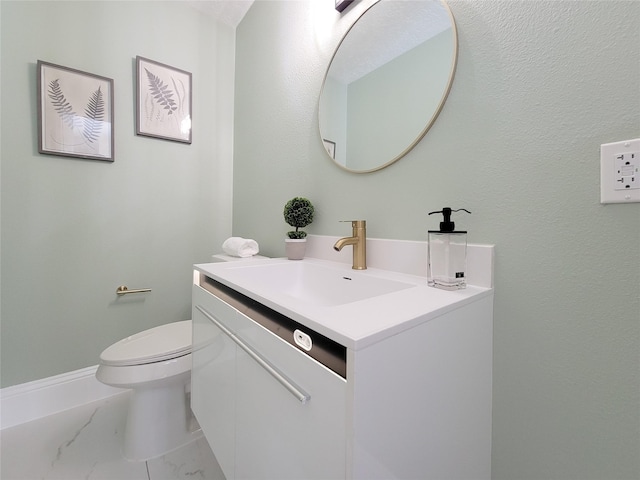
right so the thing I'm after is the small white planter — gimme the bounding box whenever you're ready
[285,238,307,260]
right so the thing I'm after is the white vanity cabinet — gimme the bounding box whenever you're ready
[192,281,347,480]
[192,261,493,480]
[345,294,493,479]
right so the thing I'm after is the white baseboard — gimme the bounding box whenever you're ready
[1,365,125,430]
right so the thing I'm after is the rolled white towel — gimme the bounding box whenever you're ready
[222,237,260,258]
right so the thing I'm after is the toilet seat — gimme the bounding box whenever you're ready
[100,320,192,366]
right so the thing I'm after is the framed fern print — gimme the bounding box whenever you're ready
[38,61,114,161]
[136,56,192,144]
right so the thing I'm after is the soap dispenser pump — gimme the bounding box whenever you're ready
[427,208,471,290]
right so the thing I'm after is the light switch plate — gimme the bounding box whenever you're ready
[600,138,640,204]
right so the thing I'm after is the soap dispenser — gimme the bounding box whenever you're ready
[427,208,471,290]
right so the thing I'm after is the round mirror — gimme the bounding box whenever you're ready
[319,0,458,173]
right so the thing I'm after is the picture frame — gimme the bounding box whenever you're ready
[335,0,354,12]
[323,139,336,159]
[136,56,192,144]
[37,60,114,161]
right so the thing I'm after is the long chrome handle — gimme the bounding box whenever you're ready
[116,286,152,295]
[195,305,311,404]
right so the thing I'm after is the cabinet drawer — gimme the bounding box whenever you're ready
[192,281,347,480]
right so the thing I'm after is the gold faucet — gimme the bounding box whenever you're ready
[333,220,367,270]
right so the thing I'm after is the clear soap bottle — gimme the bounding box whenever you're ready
[427,208,471,290]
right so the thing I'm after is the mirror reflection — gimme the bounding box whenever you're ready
[319,0,458,173]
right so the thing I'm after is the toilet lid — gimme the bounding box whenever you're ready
[100,320,192,366]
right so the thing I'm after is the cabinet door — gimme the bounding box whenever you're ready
[191,285,237,479]
[234,312,347,480]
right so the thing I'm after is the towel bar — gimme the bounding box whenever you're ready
[116,285,152,295]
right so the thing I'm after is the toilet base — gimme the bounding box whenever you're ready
[123,381,202,462]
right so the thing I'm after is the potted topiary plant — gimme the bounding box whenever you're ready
[283,197,314,260]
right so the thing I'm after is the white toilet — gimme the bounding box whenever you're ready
[96,320,199,461]
[97,253,268,461]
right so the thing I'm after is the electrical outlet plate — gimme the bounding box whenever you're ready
[600,138,640,204]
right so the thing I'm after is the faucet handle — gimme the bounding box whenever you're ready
[340,220,366,227]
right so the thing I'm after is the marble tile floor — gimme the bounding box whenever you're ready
[0,390,225,480]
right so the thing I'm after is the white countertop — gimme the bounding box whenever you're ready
[195,257,493,350]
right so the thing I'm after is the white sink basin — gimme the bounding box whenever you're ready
[220,260,414,307]
[196,255,493,349]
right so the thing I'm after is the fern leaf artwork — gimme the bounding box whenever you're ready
[82,86,105,144]
[145,68,178,115]
[136,56,191,143]
[47,79,78,129]
[39,60,113,160]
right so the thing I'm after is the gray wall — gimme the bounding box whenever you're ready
[233,1,639,479]
[0,1,235,387]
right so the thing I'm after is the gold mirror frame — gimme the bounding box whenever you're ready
[318,0,458,173]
